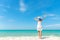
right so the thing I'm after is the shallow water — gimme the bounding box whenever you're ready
[0,30,60,37]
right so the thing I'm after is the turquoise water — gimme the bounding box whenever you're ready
[0,30,60,37]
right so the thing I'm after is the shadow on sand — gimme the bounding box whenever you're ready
[42,36,49,39]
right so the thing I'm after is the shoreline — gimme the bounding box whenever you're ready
[0,36,59,40]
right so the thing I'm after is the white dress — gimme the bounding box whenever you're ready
[37,21,42,31]
[35,16,43,31]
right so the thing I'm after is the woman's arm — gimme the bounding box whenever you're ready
[42,15,46,20]
[34,17,38,21]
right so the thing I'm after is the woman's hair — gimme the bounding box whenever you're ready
[39,18,42,21]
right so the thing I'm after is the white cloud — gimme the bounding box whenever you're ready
[43,24,60,30]
[43,13,56,18]
[48,14,55,16]
[19,0,27,12]
[42,12,60,20]
[51,17,59,20]
[46,24,60,27]
[44,13,59,20]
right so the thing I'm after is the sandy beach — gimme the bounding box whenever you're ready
[0,36,60,40]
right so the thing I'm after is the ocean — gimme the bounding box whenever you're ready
[0,30,60,37]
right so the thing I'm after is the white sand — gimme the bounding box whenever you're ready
[0,36,60,40]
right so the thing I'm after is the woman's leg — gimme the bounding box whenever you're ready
[38,30,42,39]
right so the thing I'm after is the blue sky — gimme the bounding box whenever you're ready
[0,0,60,30]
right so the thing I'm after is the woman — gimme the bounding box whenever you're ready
[35,16,43,39]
